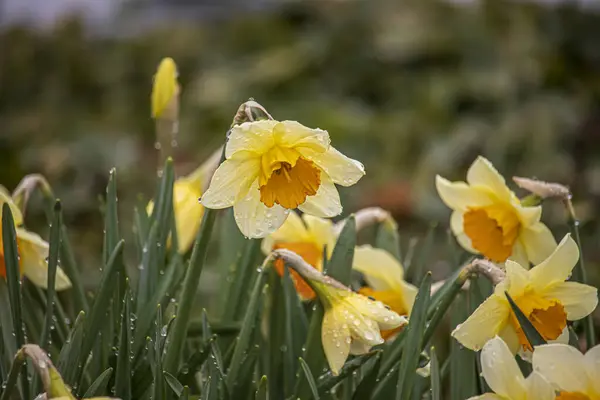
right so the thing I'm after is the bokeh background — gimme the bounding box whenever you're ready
[1,0,599,316]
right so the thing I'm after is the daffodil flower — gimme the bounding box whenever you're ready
[436,156,557,266]
[0,187,71,290]
[467,336,555,400]
[533,343,600,400]
[261,211,336,300]
[200,120,365,238]
[353,245,417,339]
[270,248,407,375]
[151,57,179,119]
[452,234,597,353]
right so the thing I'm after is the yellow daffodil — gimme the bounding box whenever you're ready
[533,343,600,399]
[452,234,597,353]
[353,245,417,339]
[468,336,555,400]
[261,211,336,300]
[151,57,179,119]
[0,187,71,290]
[200,120,365,238]
[271,248,407,375]
[436,156,557,266]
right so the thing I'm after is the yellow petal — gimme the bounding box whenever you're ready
[233,181,289,238]
[515,203,542,227]
[0,186,23,226]
[466,394,505,400]
[523,371,556,400]
[302,214,336,255]
[321,308,351,376]
[533,344,589,394]
[520,223,557,266]
[344,293,407,331]
[349,340,371,355]
[353,245,404,292]
[502,260,530,298]
[479,336,527,399]
[273,121,330,153]
[450,211,479,253]
[399,280,418,315]
[584,344,600,395]
[542,282,598,320]
[151,57,178,118]
[298,146,365,187]
[466,156,513,202]
[452,295,509,351]
[261,211,310,255]
[509,239,529,270]
[201,159,260,209]
[172,180,204,254]
[16,228,71,290]
[435,176,494,212]
[498,322,521,354]
[226,120,277,159]
[297,174,342,218]
[530,234,579,290]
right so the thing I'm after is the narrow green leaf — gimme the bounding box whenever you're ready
[395,273,432,400]
[201,376,215,400]
[1,204,29,400]
[568,326,580,349]
[255,375,268,400]
[318,351,379,394]
[294,303,325,400]
[352,351,382,400]
[226,269,267,390]
[267,269,285,399]
[178,335,215,385]
[186,320,241,337]
[0,350,25,400]
[232,344,260,398]
[450,293,478,400]
[326,216,356,285]
[0,281,17,372]
[505,292,547,348]
[222,239,262,321]
[151,306,166,400]
[40,200,61,353]
[56,311,85,385]
[430,348,441,400]
[115,286,132,400]
[164,371,184,397]
[405,224,436,281]
[180,386,190,400]
[299,357,320,400]
[103,168,121,264]
[82,367,113,398]
[375,220,401,261]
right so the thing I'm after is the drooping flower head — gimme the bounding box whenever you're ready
[533,343,600,400]
[353,245,417,339]
[452,235,597,353]
[151,57,179,119]
[261,211,336,300]
[0,187,71,290]
[201,120,365,238]
[436,156,557,266]
[467,336,555,400]
[271,248,406,375]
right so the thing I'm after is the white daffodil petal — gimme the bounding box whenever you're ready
[435,176,494,211]
[502,260,530,298]
[450,211,464,235]
[344,294,407,331]
[226,120,277,158]
[452,295,509,351]
[352,245,404,292]
[520,223,557,266]
[302,214,336,252]
[530,234,579,290]
[480,337,526,399]
[172,180,204,254]
[298,175,342,218]
[524,371,556,400]
[201,159,260,209]
[466,156,513,202]
[233,182,289,238]
[299,146,365,187]
[321,309,351,376]
[542,282,598,320]
[273,121,330,153]
[533,344,589,393]
[16,229,72,290]
[0,186,23,226]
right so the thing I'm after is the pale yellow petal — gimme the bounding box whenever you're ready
[352,245,404,292]
[273,121,330,153]
[233,181,289,238]
[479,336,527,399]
[584,344,600,395]
[399,280,418,315]
[349,339,371,355]
[16,229,71,290]
[532,344,588,393]
[344,293,407,331]
[529,234,579,290]
[299,146,365,187]
[508,239,529,270]
[302,214,336,253]
[172,180,204,254]
[503,260,530,298]
[466,156,513,202]
[151,57,178,118]
[226,120,277,159]
[451,295,509,351]
[321,308,351,376]
[297,175,342,218]
[200,159,260,209]
[523,371,556,400]
[0,186,23,226]
[450,210,465,235]
[271,211,311,244]
[520,223,557,266]
[467,394,506,400]
[542,282,598,320]
[514,204,542,227]
[435,175,494,212]
[498,323,521,354]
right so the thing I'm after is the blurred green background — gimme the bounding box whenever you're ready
[1,0,599,310]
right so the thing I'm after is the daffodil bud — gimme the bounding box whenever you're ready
[513,176,570,200]
[151,57,179,120]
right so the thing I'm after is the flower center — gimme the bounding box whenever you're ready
[358,287,406,339]
[508,292,567,351]
[556,392,592,400]
[463,204,520,262]
[273,241,322,300]
[259,157,321,209]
